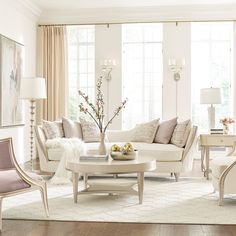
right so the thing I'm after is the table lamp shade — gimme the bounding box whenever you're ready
[200,88,221,104]
[20,77,47,100]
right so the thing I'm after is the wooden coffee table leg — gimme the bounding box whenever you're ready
[73,172,79,203]
[138,172,144,204]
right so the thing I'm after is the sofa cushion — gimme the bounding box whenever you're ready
[80,118,100,143]
[211,156,236,178]
[85,142,184,161]
[131,142,184,161]
[171,119,191,148]
[131,119,159,143]
[42,120,64,139]
[154,117,177,144]
[62,117,83,139]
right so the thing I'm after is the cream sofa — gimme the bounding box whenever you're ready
[35,125,198,181]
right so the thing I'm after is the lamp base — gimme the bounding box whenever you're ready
[208,105,215,131]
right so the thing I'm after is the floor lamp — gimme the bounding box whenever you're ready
[20,77,47,171]
[200,88,222,131]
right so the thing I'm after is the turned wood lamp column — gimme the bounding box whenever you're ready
[20,77,47,171]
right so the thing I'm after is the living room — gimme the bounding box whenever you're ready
[1,0,236,235]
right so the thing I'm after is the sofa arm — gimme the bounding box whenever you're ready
[181,126,198,171]
[34,126,48,160]
[106,129,134,142]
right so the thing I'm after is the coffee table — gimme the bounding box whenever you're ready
[66,157,156,204]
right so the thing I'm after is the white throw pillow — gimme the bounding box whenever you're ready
[62,117,83,139]
[131,119,160,143]
[42,120,64,139]
[171,119,191,148]
[79,118,100,143]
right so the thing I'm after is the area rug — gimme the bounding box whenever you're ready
[3,176,236,224]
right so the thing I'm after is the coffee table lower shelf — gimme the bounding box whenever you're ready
[72,172,145,204]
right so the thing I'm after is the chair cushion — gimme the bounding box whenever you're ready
[0,170,42,193]
[211,156,236,178]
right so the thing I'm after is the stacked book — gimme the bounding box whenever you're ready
[80,154,109,162]
[210,128,223,134]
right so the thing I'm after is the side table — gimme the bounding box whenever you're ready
[200,134,236,179]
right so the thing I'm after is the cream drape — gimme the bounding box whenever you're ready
[37,26,68,122]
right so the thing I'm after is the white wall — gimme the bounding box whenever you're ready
[94,22,192,130]
[0,0,38,163]
[95,25,122,130]
[163,22,191,120]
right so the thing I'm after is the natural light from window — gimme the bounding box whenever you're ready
[122,23,163,129]
[191,22,233,131]
[67,25,95,120]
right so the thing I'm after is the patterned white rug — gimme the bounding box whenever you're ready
[3,176,236,224]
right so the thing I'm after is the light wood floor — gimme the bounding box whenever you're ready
[2,159,236,236]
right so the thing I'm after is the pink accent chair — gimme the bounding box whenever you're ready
[0,138,49,231]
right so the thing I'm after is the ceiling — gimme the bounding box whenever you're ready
[30,0,236,10]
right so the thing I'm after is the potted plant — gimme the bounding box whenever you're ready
[220,117,235,134]
[79,76,127,155]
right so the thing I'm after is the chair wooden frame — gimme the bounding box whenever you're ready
[0,138,49,231]
[217,141,236,206]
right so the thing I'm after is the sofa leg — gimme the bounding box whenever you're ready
[170,173,173,177]
[174,173,180,182]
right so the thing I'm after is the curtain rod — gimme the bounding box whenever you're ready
[38,19,236,27]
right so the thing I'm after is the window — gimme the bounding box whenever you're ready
[67,25,95,120]
[122,23,163,129]
[191,22,233,130]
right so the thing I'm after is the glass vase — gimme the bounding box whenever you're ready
[223,124,229,135]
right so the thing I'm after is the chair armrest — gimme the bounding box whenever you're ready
[227,141,236,156]
[34,126,48,160]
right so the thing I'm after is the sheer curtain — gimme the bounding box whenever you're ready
[37,25,68,122]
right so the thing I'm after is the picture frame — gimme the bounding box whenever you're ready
[0,34,24,127]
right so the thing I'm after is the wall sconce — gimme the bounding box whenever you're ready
[168,58,185,117]
[100,59,116,81]
[168,58,185,81]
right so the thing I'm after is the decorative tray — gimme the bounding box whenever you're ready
[110,150,138,160]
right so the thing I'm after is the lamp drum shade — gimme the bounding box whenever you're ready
[20,77,47,99]
[200,88,221,105]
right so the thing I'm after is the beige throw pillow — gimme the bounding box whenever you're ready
[154,117,177,144]
[62,117,83,139]
[131,119,160,143]
[79,118,100,143]
[42,120,64,139]
[171,120,191,148]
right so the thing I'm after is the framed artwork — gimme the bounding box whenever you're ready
[0,35,24,127]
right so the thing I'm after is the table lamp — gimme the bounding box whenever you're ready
[200,87,221,131]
